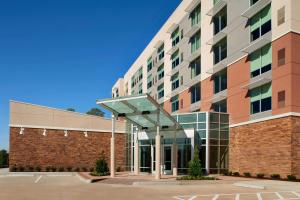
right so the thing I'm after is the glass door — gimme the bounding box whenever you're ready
[163,145,172,175]
[151,145,156,174]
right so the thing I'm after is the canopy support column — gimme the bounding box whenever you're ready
[134,129,139,175]
[205,112,210,175]
[155,125,161,180]
[110,114,116,178]
[172,132,178,177]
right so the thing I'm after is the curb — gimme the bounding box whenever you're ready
[76,173,92,183]
[133,181,180,186]
[233,182,266,190]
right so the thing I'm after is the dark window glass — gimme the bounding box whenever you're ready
[251,69,261,78]
[261,64,272,74]
[251,28,260,41]
[261,97,272,112]
[251,100,261,114]
[261,20,271,36]
[278,48,285,66]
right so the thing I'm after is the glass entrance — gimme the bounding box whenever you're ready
[163,145,172,175]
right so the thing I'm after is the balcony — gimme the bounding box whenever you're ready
[210,89,227,104]
[185,23,201,38]
[241,32,271,54]
[206,27,228,46]
[206,0,227,16]
[241,70,272,90]
[206,58,229,74]
[241,0,271,19]
[185,0,201,13]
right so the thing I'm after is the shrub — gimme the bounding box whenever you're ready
[89,167,94,172]
[81,167,87,172]
[223,170,229,176]
[58,167,65,172]
[10,165,17,172]
[28,166,34,172]
[67,167,72,172]
[188,146,202,178]
[35,167,41,172]
[74,167,80,172]
[51,166,57,172]
[95,151,109,176]
[0,150,9,168]
[256,173,265,178]
[287,175,297,181]
[244,172,251,177]
[178,176,217,180]
[18,166,25,172]
[116,166,121,172]
[46,166,51,172]
[233,172,240,177]
[271,174,281,179]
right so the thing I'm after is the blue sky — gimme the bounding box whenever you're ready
[0,0,181,150]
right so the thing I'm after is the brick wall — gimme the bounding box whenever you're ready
[9,127,126,172]
[229,116,300,178]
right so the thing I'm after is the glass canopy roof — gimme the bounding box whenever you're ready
[97,94,182,131]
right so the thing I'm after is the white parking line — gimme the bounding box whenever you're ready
[235,194,240,200]
[256,193,263,200]
[212,194,219,200]
[275,192,285,200]
[34,175,42,183]
[293,192,300,197]
[173,195,197,200]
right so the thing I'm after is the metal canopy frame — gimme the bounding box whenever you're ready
[96,94,182,132]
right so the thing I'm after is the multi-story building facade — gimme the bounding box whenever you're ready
[112,0,300,177]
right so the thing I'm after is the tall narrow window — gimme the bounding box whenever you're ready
[138,83,143,94]
[250,43,272,78]
[250,83,272,114]
[250,4,271,42]
[157,44,165,60]
[147,57,153,72]
[213,7,227,35]
[277,6,285,26]
[250,0,259,6]
[278,90,285,108]
[191,57,201,78]
[191,4,201,27]
[171,73,180,91]
[213,38,227,65]
[278,48,285,67]
[171,50,180,69]
[171,95,179,112]
[171,28,180,47]
[157,64,164,80]
[214,69,227,94]
[191,31,201,53]
[213,99,227,113]
[190,83,201,104]
[147,75,153,89]
[157,83,164,99]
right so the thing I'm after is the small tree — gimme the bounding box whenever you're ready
[66,108,75,112]
[0,150,8,168]
[95,151,109,176]
[188,146,202,177]
[86,108,104,117]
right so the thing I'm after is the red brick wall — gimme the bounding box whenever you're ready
[229,116,300,178]
[9,127,126,172]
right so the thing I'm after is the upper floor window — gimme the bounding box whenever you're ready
[138,83,143,94]
[171,50,180,69]
[250,83,272,115]
[157,83,164,99]
[171,28,180,47]
[213,99,227,113]
[191,4,201,27]
[190,83,201,104]
[171,73,180,91]
[157,64,164,80]
[250,43,272,78]
[138,67,143,81]
[147,57,153,72]
[147,75,153,89]
[157,44,165,60]
[213,69,227,94]
[191,57,201,78]
[213,38,227,65]
[191,31,201,53]
[250,0,259,6]
[213,7,227,35]
[171,95,179,112]
[250,4,271,42]
[214,0,221,5]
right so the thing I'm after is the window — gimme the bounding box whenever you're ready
[191,4,201,27]
[171,73,180,91]
[180,99,184,109]
[138,83,143,94]
[250,43,272,78]
[213,100,227,113]
[171,28,180,47]
[250,0,259,6]
[147,57,153,72]
[158,44,165,60]
[250,4,271,42]
[214,69,227,94]
[191,31,200,53]
[190,83,201,104]
[147,75,153,89]
[278,90,285,108]
[278,48,285,67]
[157,83,164,99]
[157,64,164,80]
[213,38,227,65]
[277,6,285,26]
[172,50,180,69]
[131,76,135,88]
[213,7,227,35]
[171,95,179,112]
[214,0,221,5]
[138,67,143,81]
[250,83,272,114]
[191,57,201,78]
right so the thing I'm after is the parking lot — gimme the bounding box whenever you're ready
[1,172,300,200]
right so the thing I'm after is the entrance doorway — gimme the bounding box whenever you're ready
[163,145,172,175]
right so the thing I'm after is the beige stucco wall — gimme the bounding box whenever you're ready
[10,101,126,133]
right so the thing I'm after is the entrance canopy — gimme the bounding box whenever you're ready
[96,94,182,132]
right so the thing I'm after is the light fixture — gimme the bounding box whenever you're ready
[64,130,68,137]
[42,129,47,136]
[84,131,88,138]
[19,127,25,135]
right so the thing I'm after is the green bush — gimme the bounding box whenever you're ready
[46,166,51,172]
[10,165,17,172]
[256,173,265,178]
[67,167,73,172]
[0,150,9,168]
[116,166,121,172]
[95,151,109,176]
[188,146,202,178]
[51,167,57,172]
[35,167,41,172]
[74,167,80,172]
[233,172,240,176]
[271,174,281,179]
[287,175,297,181]
[244,172,251,177]
[81,167,87,172]
[58,167,65,172]
[89,167,94,172]
[19,166,25,172]
[27,166,34,172]
[178,176,217,180]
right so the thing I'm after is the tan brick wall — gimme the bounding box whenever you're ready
[229,116,300,178]
[9,127,126,171]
